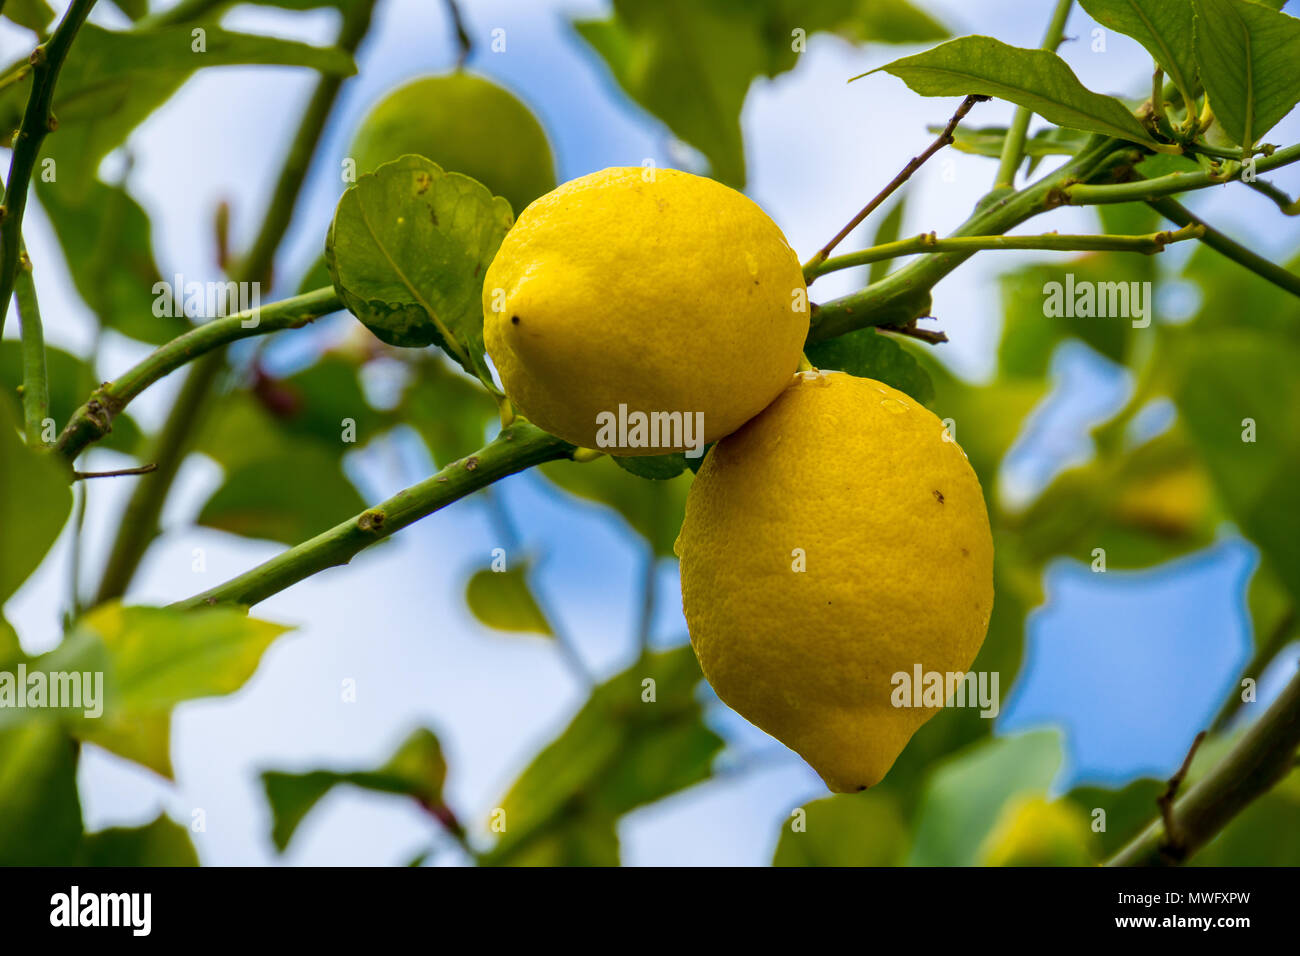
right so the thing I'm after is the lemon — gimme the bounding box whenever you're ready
[482,167,808,454]
[675,371,994,791]
[350,72,556,215]
[978,796,1096,866]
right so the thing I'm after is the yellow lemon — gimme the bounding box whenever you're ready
[350,72,556,215]
[482,167,808,454]
[675,370,994,791]
[978,796,1096,866]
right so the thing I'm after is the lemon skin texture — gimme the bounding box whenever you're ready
[350,72,556,215]
[482,167,809,454]
[675,371,994,792]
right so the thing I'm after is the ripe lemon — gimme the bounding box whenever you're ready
[482,167,808,454]
[350,72,556,215]
[675,370,994,791]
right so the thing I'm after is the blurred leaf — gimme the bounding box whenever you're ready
[613,453,688,480]
[1078,0,1198,106]
[977,794,1096,865]
[465,561,553,636]
[0,613,18,659]
[482,646,722,866]
[198,443,367,546]
[1067,776,1166,858]
[1170,328,1300,604]
[401,357,496,467]
[1183,240,1300,340]
[867,196,906,285]
[806,328,935,405]
[296,253,333,297]
[907,729,1062,866]
[0,342,144,455]
[575,0,946,188]
[262,727,450,852]
[936,123,1090,161]
[265,355,390,447]
[39,179,181,345]
[1191,767,1300,865]
[539,455,690,556]
[0,25,358,198]
[869,36,1160,147]
[773,791,908,866]
[79,814,199,866]
[55,603,292,777]
[1192,0,1300,149]
[0,398,72,605]
[326,155,511,384]
[0,722,82,865]
[3,0,54,32]
[108,0,149,19]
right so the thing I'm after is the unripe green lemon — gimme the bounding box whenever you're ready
[350,72,555,215]
[482,167,809,453]
[675,371,994,792]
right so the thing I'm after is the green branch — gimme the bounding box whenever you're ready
[93,0,378,604]
[13,250,47,446]
[803,224,1204,280]
[1064,142,1300,205]
[0,0,98,339]
[173,422,575,610]
[994,0,1074,189]
[1148,197,1300,298]
[1108,662,1300,866]
[54,287,342,462]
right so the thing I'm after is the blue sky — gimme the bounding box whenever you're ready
[4,0,1300,864]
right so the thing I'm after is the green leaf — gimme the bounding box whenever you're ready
[1193,0,1300,148]
[539,455,690,557]
[867,196,907,285]
[2,0,54,32]
[0,24,357,197]
[37,179,183,346]
[1079,0,1199,108]
[464,561,553,636]
[976,794,1097,865]
[932,123,1090,162]
[806,328,935,405]
[773,791,908,865]
[867,36,1161,147]
[482,646,722,866]
[906,729,1063,866]
[1067,777,1166,857]
[0,613,18,659]
[197,443,367,546]
[0,722,82,865]
[613,453,688,480]
[0,398,72,605]
[79,814,199,866]
[326,155,511,384]
[1170,328,1300,605]
[262,727,450,853]
[58,603,292,777]
[400,357,497,468]
[0,342,144,456]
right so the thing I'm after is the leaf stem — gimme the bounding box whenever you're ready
[173,422,575,610]
[803,93,987,274]
[1108,661,1300,866]
[1147,196,1300,298]
[1064,142,1300,205]
[993,0,1074,189]
[804,225,1203,279]
[13,248,48,446]
[0,0,98,339]
[54,287,342,462]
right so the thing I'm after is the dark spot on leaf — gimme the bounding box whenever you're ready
[932,490,945,504]
[430,208,439,225]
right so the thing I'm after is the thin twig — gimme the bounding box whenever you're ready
[1155,730,1207,862]
[1248,178,1300,215]
[879,322,948,345]
[442,0,473,68]
[72,464,158,481]
[804,94,988,274]
[1148,196,1300,298]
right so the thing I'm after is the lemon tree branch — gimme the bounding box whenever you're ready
[173,422,575,610]
[54,287,342,463]
[1147,197,1300,298]
[1108,663,1300,866]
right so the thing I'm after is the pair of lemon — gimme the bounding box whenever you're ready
[355,77,994,792]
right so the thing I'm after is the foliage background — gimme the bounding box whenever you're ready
[3,0,1299,864]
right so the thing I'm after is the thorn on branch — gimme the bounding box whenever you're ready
[1157,729,1208,863]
